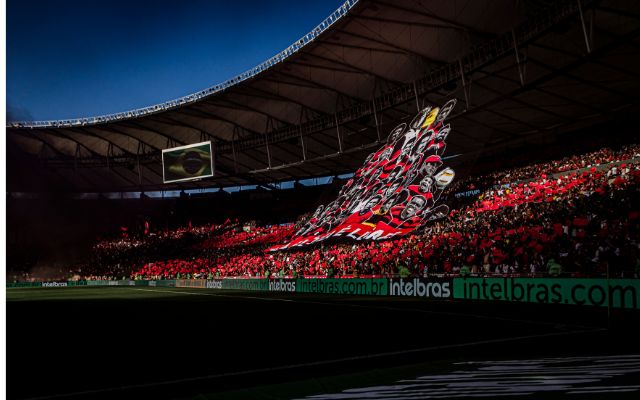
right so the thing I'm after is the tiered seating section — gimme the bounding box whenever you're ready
[83,144,639,280]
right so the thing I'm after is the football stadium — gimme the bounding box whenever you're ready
[5,0,640,399]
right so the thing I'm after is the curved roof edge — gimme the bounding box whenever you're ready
[8,0,359,129]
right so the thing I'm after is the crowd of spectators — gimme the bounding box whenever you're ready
[85,222,231,279]
[125,145,640,280]
[194,224,296,250]
[93,222,222,252]
[26,144,635,282]
[447,144,640,194]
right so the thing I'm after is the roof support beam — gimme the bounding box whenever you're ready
[368,0,496,38]
[239,83,328,117]
[315,39,405,55]
[526,56,636,102]
[267,139,308,165]
[350,14,473,32]
[43,128,108,157]
[475,69,603,115]
[301,50,404,86]
[12,130,72,158]
[157,114,208,134]
[272,69,367,102]
[217,152,255,174]
[260,76,319,90]
[36,128,100,157]
[333,27,447,65]
[304,131,342,154]
[452,26,640,129]
[472,79,572,123]
[270,70,397,133]
[63,127,165,181]
[287,60,361,75]
[150,115,212,139]
[530,41,640,79]
[421,93,508,140]
[43,129,144,187]
[64,127,139,155]
[175,107,262,137]
[119,121,186,146]
[208,97,295,127]
[82,125,162,154]
[237,83,379,139]
[269,143,318,175]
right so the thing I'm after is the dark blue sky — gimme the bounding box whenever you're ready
[7,0,346,121]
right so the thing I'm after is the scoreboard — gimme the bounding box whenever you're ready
[162,141,213,184]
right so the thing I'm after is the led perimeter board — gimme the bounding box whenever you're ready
[162,141,214,184]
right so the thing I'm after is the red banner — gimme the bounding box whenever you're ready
[270,99,457,251]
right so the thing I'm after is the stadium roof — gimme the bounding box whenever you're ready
[7,0,640,192]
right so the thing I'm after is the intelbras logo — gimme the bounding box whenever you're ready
[269,279,296,292]
[206,280,223,289]
[42,282,68,287]
[390,278,451,298]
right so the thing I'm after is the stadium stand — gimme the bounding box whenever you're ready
[41,144,633,281]
[194,224,296,250]
[7,0,640,286]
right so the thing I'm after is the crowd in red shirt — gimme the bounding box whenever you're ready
[194,224,296,250]
[448,144,640,194]
[126,146,640,280]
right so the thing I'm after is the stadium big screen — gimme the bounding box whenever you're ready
[162,141,214,184]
